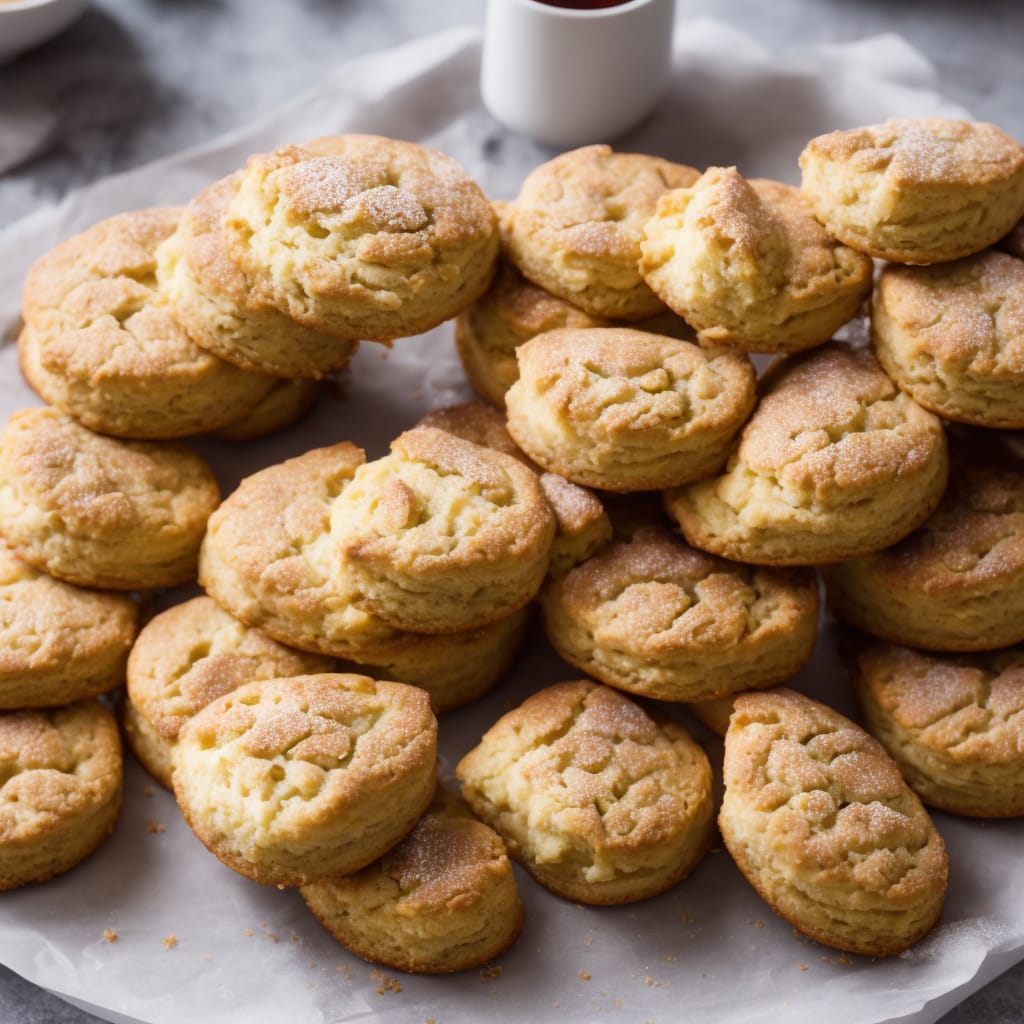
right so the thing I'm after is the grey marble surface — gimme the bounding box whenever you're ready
[1,1,1023,1021]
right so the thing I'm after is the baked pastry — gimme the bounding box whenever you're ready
[125,595,333,788]
[172,673,437,887]
[665,342,949,565]
[505,327,755,491]
[301,788,522,973]
[871,251,1024,427]
[1001,218,1024,259]
[506,145,700,319]
[0,543,137,709]
[0,407,220,590]
[19,208,276,438]
[541,525,818,702]
[640,167,873,353]
[683,695,737,737]
[457,679,714,904]
[720,688,948,956]
[800,118,1024,264]
[0,701,122,889]
[211,378,320,441]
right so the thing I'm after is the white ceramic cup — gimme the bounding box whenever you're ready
[481,0,676,148]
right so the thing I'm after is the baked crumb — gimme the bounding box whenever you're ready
[163,935,177,950]
[579,971,592,981]
[371,969,402,994]
[266,932,280,943]
[103,929,117,943]
[479,965,503,983]
[243,928,254,937]
[146,820,166,834]
[797,962,809,971]
[142,786,154,798]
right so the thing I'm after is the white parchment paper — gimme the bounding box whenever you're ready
[1,20,1018,1024]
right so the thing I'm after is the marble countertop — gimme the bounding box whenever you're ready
[1,1,1022,1021]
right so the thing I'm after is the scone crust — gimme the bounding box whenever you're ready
[720,689,948,956]
[172,673,437,886]
[211,378,320,441]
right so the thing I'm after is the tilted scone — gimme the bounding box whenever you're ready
[720,688,948,956]
[457,679,714,904]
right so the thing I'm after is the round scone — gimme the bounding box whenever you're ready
[0,543,138,709]
[823,443,1024,651]
[541,525,818,703]
[456,680,714,904]
[331,427,555,633]
[301,788,522,973]
[505,327,756,491]
[220,135,498,341]
[851,641,1024,818]
[639,167,873,353]
[0,407,220,590]
[799,118,1024,264]
[172,673,437,887]
[871,251,1024,428]
[506,145,700,319]
[0,701,122,889]
[211,378,320,441]
[665,342,949,565]
[18,208,276,439]
[199,443,529,712]
[1001,218,1024,259]
[125,596,334,788]
[720,688,948,956]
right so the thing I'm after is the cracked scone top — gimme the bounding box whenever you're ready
[301,788,522,973]
[331,427,555,633]
[172,673,437,887]
[505,326,756,492]
[456,679,714,905]
[871,250,1024,428]
[639,168,873,353]
[506,145,700,319]
[720,689,948,956]
[222,135,499,341]
[541,524,818,703]
[800,118,1024,264]
[20,207,276,438]
[665,342,949,565]
[0,701,122,890]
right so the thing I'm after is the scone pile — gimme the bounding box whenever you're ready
[3,118,1024,977]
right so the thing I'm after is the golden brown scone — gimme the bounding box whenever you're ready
[301,788,522,973]
[665,343,949,565]
[542,525,818,702]
[457,680,714,904]
[221,135,498,342]
[199,443,528,712]
[124,596,333,789]
[871,251,1024,427]
[824,442,1024,651]
[505,327,756,491]
[156,173,359,379]
[0,543,137,709]
[172,673,437,886]
[1001,218,1024,259]
[852,641,1024,818]
[720,688,948,956]
[0,407,220,590]
[800,118,1024,264]
[507,145,700,320]
[18,208,277,439]
[415,399,531,465]
[684,694,738,737]
[640,168,873,353]
[210,378,320,441]
[0,701,122,889]
[331,427,555,633]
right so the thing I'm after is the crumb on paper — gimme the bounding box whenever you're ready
[797,962,808,971]
[756,919,765,929]
[291,932,301,942]
[336,965,350,976]
[579,971,592,981]
[267,932,280,943]
[142,786,154,798]
[479,965,503,983]
[371,969,402,995]
[679,911,694,923]
[308,961,317,968]
[146,819,166,834]
[243,928,254,937]
[163,935,177,950]
[644,976,653,987]
[838,954,851,965]
[585,936,593,947]
[615,998,622,1008]
[203,954,213,962]
[103,929,117,943]
[665,955,676,962]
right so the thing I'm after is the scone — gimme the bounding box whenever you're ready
[125,595,333,788]
[0,701,122,889]
[457,680,714,904]
[19,207,276,438]
[211,378,320,441]
[172,673,437,887]
[541,525,818,702]
[0,407,220,590]
[720,688,948,956]
[1001,218,1024,259]
[0,543,138,709]
[665,342,949,565]
[506,145,700,319]
[505,327,756,491]
[871,251,1024,428]
[800,118,1024,264]
[301,788,522,973]
[640,167,873,353]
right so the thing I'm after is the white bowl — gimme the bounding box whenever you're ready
[0,0,89,65]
